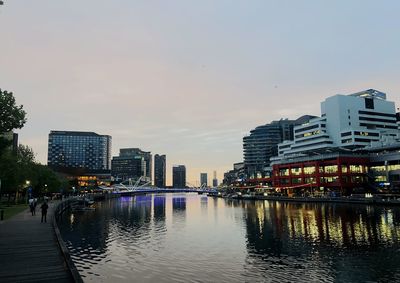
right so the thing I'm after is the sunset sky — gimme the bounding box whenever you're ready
[1,1,399,185]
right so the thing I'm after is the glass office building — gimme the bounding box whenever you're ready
[47,131,111,171]
[154,154,166,188]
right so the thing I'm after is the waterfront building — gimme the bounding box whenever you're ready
[47,131,111,171]
[267,89,400,195]
[111,148,151,182]
[277,89,398,158]
[200,173,208,187]
[118,148,152,182]
[173,165,186,188]
[223,162,245,186]
[368,141,400,190]
[154,154,166,188]
[243,116,315,178]
[271,152,370,196]
[212,170,218,187]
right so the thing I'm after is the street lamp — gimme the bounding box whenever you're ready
[25,180,31,204]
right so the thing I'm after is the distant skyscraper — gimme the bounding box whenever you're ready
[200,173,208,187]
[212,171,218,187]
[47,131,111,171]
[173,165,186,188]
[154,154,166,188]
[111,150,146,182]
[119,148,152,182]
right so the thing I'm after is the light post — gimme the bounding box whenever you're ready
[25,180,31,204]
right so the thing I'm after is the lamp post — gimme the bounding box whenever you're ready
[25,180,31,204]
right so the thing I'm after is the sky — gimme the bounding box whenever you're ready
[0,1,399,186]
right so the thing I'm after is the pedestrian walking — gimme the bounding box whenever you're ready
[40,201,49,223]
[29,198,35,216]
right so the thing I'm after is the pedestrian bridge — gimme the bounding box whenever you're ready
[98,185,217,195]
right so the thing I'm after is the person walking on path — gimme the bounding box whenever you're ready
[29,198,35,216]
[40,201,49,223]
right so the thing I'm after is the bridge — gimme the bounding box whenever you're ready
[98,178,217,196]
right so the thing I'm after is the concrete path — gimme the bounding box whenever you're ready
[0,201,74,282]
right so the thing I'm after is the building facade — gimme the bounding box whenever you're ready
[212,170,218,187]
[243,116,315,178]
[277,89,398,158]
[119,148,152,182]
[265,89,400,195]
[154,154,166,188]
[111,154,146,182]
[47,131,111,171]
[200,173,208,187]
[173,165,186,188]
[271,153,370,196]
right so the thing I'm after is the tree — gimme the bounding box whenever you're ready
[0,89,27,155]
[0,89,27,133]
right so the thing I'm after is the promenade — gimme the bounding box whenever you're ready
[0,201,74,282]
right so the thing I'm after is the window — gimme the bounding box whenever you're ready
[324,165,338,173]
[279,169,289,176]
[292,178,302,184]
[304,166,316,175]
[350,165,363,173]
[305,177,316,184]
[365,98,374,109]
[291,167,302,175]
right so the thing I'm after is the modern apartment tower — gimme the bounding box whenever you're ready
[47,131,111,171]
[243,116,314,178]
[154,154,166,188]
[277,89,399,158]
[173,165,186,188]
[200,173,208,187]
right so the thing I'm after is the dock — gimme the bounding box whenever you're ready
[0,201,76,282]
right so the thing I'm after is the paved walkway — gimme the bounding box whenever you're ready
[0,201,74,282]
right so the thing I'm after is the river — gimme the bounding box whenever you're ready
[58,193,400,282]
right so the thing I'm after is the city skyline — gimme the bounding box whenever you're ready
[1,1,400,185]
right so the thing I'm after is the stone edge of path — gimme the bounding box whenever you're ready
[53,200,84,283]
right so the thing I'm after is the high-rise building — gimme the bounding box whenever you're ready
[200,173,208,187]
[173,165,186,188]
[243,116,314,178]
[154,154,166,188]
[212,170,218,187]
[111,151,146,182]
[277,89,399,158]
[47,131,111,171]
[118,148,152,182]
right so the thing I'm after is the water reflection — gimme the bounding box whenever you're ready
[243,201,400,282]
[58,194,400,282]
[153,195,166,220]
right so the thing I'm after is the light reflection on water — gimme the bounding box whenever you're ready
[58,193,400,282]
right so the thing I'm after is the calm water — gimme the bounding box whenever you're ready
[59,193,400,282]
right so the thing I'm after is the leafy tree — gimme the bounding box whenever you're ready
[0,89,27,154]
[0,89,27,133]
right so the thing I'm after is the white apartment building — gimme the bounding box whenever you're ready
[276,89,399,159]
